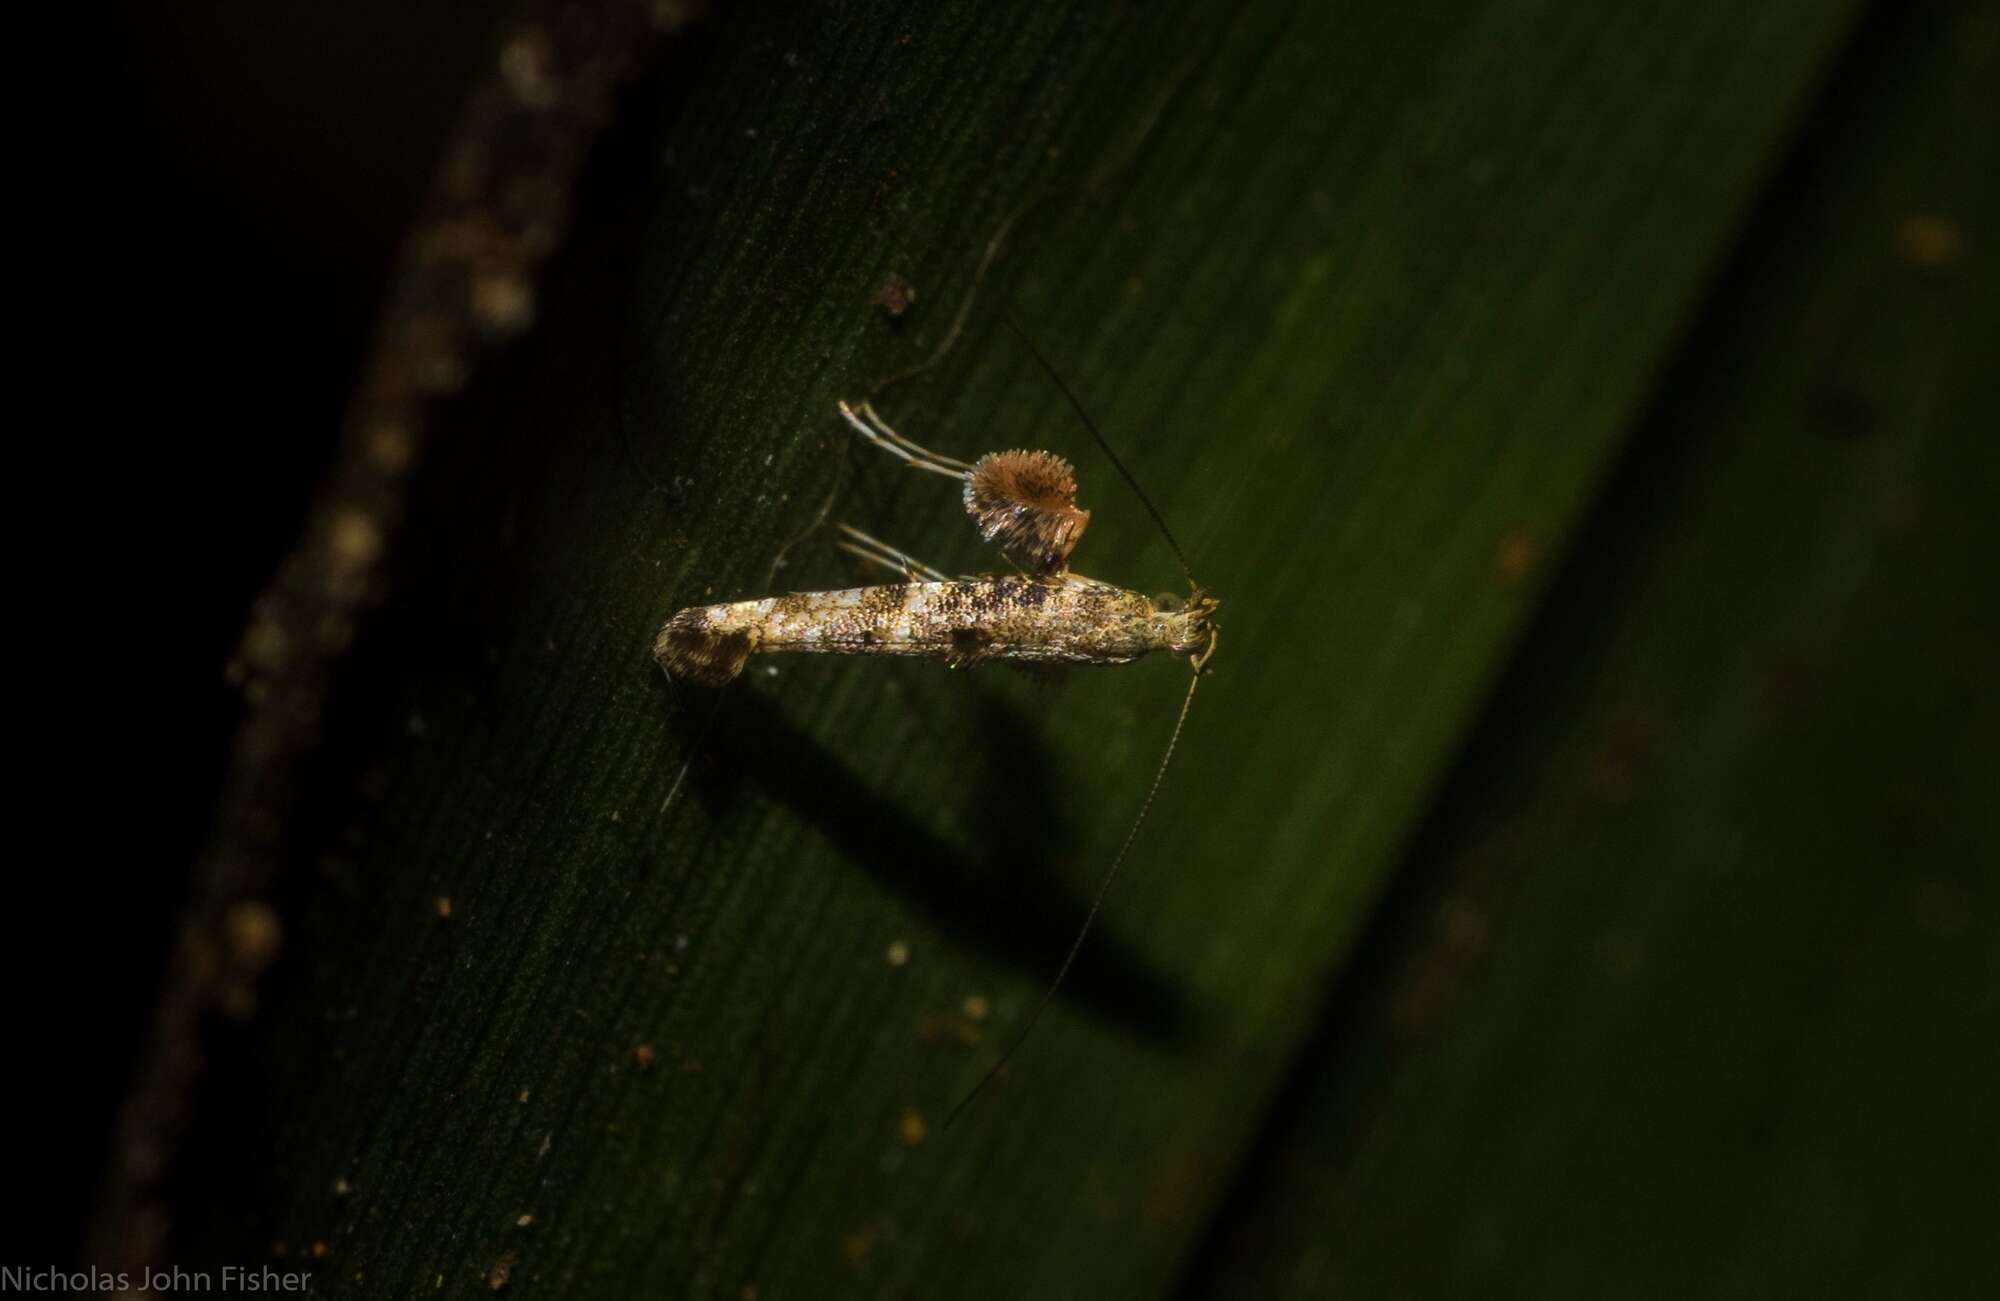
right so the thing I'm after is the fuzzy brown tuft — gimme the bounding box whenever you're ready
[964,449,1090,574]
[653,614,753,686]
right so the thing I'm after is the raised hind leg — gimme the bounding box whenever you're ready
[837,399,974,481]
[833,523,950,583]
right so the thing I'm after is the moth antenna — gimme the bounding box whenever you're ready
[657,690,729,818]
[945,654,1207,1128]
[864,54,1199,402]
[1001,311,1197,589]
[868,194,1046,400]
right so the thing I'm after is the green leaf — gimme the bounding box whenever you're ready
[1186,4,2000,1297]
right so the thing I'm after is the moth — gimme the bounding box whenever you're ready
[654,406,1215,684]
[654,336,1219,1118]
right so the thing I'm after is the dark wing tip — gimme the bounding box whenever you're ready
[654,613,752,687]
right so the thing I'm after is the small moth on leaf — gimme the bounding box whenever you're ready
[655,327,1219,1121]
[654,399,1212,684]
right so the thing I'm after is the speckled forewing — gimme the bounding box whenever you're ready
[654,574,1179,683]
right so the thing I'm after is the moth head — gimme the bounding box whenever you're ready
[1156,584,1220,663]
[964,449,1091,574]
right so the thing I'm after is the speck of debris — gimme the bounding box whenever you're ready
[1493,528,1537,585]
[224,901,284,971]
[885,940,910,967]
[472,273,537,334]
[310,1242,329,1260]
[961,994,989,1022]
[333,1176,354,1197]
[517,1088,531,1104]
[515,1213,535,1229]
[435,896,453,920]
[1894,215,1963,270]
[610,809,622,822]
[236,618,290,675]
[368,423,415,472]
[1389,892,1500,1035]
[537,1132,552,1160]
[870,271,917,317]
[840,1223,880,1267]
[497,34,557,109]
[634,1043,657,1070]
[487,1248,518,1291]
[898,1107,928,1146]
[651,0,703,35]
[328,509,384,574]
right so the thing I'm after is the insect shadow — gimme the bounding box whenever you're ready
[664,671,1198,1052]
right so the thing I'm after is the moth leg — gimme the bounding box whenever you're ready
[854,401,977,475]
[944,626,994,669]
[834,523,950,583]
[837,400,974,480]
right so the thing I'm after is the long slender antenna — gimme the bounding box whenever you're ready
[867,193,1047,401]
[945,658,1206,1129]
[861,52,1202,406]
[1000,312,1197,587]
